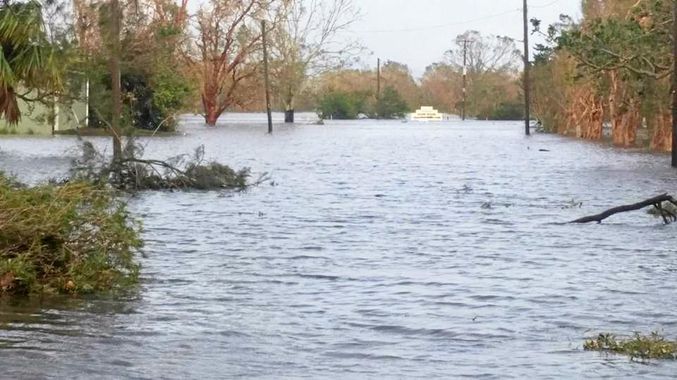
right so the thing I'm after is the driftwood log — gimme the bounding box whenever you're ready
[570,194,677,224]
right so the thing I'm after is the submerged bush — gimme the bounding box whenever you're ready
[584,333,677,360]
[0,175,141,295]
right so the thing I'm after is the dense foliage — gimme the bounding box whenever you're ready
[532,0,673,151]
[317,90,367,119]
[316,85,409,120]
[79,0,194,132]
[488,101,523,121]
[0,175,141,295]
[376,86,409,119]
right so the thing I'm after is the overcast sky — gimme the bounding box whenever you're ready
[345,0,582,76]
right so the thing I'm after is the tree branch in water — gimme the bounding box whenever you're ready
[570,194,677,224]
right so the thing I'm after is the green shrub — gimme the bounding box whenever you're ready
[318,91,361,120]
[0,175,142,295]
[375,86,409,119]
[488,102,524,120]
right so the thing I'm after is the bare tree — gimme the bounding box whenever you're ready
[187,0,285,126]
[446,30,521,75]
[271,0,361,123]
[437,31,522,119]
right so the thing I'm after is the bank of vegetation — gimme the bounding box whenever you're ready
[0,0,269,297]
[532,0,673,151]
[0,174,141,295]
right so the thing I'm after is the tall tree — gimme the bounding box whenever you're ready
[379,61,420,111]
[107,0,122,161]
[375,85,408,119]
[435,31,522,119]
[189,0,284,126]
[271,0,360,123]
[73,0,193,131]
[420,63,461,113]
[446,31,521,75]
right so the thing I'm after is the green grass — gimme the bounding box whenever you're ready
[0,127,19,135]
[584,333,677,360]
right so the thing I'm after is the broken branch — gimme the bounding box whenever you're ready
[570,194,677,224]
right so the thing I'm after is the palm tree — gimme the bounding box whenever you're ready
[0,0,60,124]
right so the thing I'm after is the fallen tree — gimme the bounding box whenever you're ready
[570,194,677,224]
[69,140,269,191]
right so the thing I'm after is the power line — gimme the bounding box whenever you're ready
[531,0,561,9]
[351,0,566,34]
[352,8,520,34]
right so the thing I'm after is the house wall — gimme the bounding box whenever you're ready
[0,90,87,135]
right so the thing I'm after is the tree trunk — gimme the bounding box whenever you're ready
[578,89,603,140]
[672,0,677,166]
[205,110,219,126]
[564,85,602,139]
[609,71,639,148]
[202,93,221,126]
[110,0,122,162]
[284,97,294,123]
[285,109,294,123]
[649,104,672,151]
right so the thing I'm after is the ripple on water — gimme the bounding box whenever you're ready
[1,120,677,378]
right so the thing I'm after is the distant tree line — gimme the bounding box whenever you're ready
[0,0,527,132]
[291,31,525,121]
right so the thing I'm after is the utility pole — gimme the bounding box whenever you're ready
[110,0,122,161]
[376,57,381,119]
[462,40,468,121]
[523,0,531,136]
[261,20,273,134]
[672,0,677,167]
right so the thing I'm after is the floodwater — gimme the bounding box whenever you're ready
[1,115,677,379]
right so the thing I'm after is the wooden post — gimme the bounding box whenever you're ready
[523,0,531,136]
[51,97,56,135]
[110,0,122,161]
[462,40,467,121]
[376,58,381,119]
[261,20,273,134]
[672,0,677,167]
[85,78,90,128]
